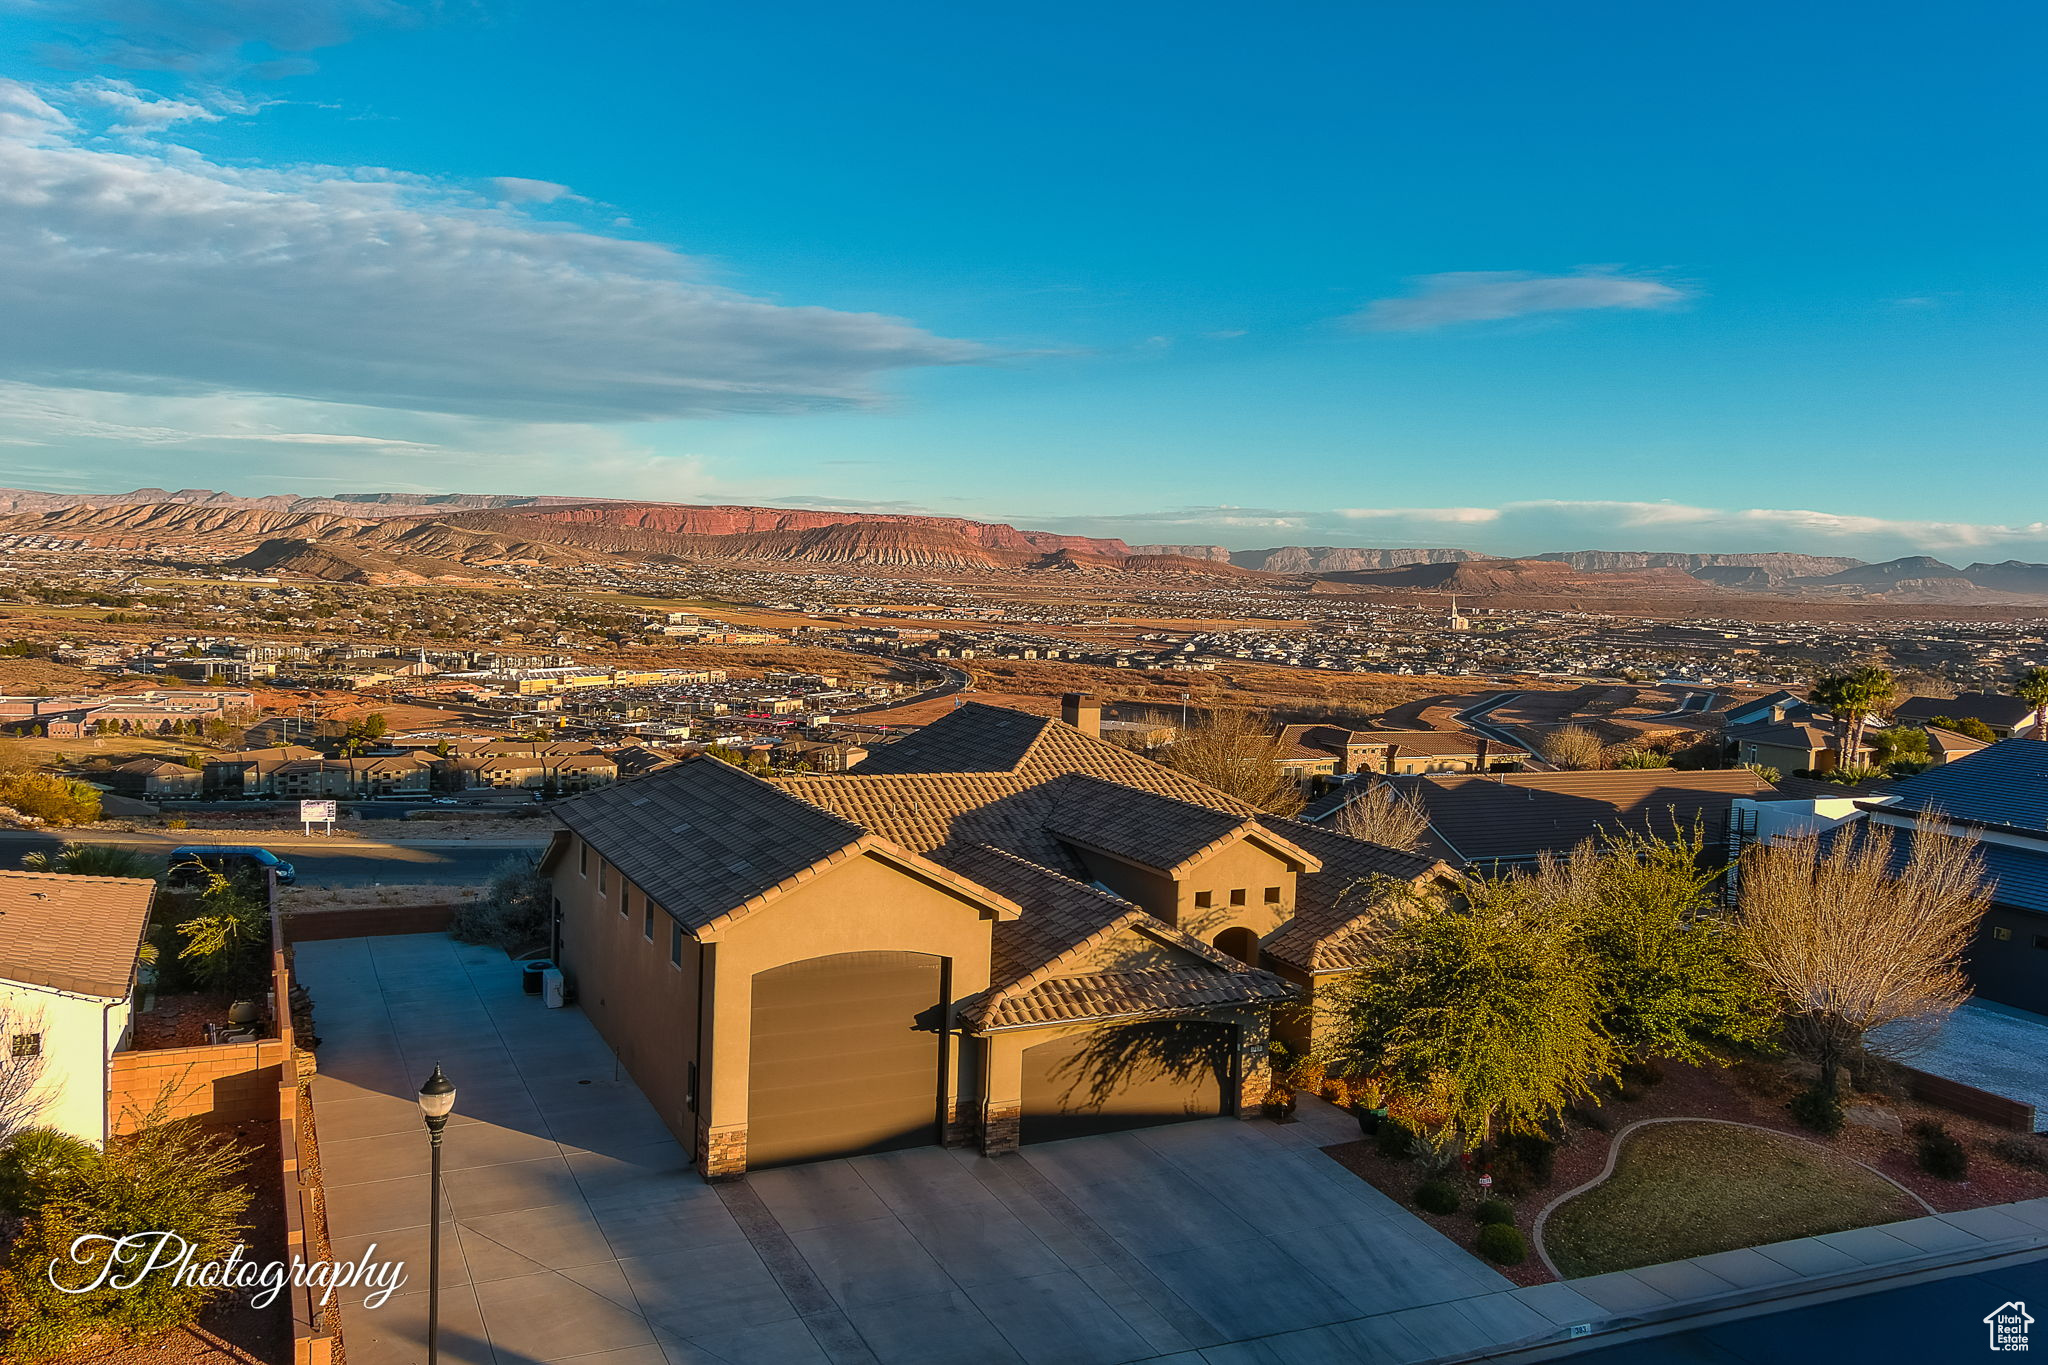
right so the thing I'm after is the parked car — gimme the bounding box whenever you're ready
[431,797,459,806]
[167,845,298,886]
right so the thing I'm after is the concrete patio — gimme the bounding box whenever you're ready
[297,934,2048,1365]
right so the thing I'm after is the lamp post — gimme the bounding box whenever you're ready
[416,1065,456,1365]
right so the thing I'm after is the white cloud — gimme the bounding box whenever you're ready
[1337,506,1501,525]
[1032,497,2048,563]
[71,78,220,131]
[24,0,431,76]
[1352,268,1690,332]
[0,80,983,427]
[485,176,579,205]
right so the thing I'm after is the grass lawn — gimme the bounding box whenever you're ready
[1543,1121,1923,1277]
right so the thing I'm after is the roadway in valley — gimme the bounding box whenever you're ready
[0,829,544,886]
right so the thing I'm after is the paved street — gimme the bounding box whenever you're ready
[0,830,543,885]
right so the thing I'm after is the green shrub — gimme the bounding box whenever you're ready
[1992,1134,2048,1172]
[1913,1121,1969,1180]
[1373,1118,1415,1161]
[1789,1084,1844,1135]
[173,873,269,992]
[1498,1131,1557,1190]
[450,856,551,952]
[1475,1222,1528,1264]
[0,1128,98,1216]
[0,771,101,826]
[1414,1178,1460,1215]
[1473,1197,1515,1226]
[0,1114,250,1359]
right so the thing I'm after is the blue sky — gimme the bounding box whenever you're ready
[0,0,2043,558]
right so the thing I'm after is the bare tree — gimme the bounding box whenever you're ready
[1538,725,1608,771]
[1735,824,1988,1098]
[1157,709,1305,816]
[1332,782,1427,851]
[0,1001,49,1142]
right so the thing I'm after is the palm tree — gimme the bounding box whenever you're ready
[2013,667,2048,742]
[1812,666,1892,764]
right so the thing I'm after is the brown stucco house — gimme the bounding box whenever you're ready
[544,695,1447,1179]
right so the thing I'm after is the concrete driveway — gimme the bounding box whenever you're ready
[297,934,1511,1365]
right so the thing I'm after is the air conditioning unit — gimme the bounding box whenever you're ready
[542,967,566,1009]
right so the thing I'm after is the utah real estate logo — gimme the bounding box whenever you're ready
[1985,1301,2033,1352]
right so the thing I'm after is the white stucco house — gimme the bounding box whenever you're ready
[0,870,154,1145]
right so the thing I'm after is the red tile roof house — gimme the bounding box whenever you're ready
[0,870,154,1143]
[545,695,1450,1179]
[1276,724,1528,779]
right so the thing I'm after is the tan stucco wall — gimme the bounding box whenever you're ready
[555,836,704,1148]
[1174,839,1297,950]
[697,852,999,1163]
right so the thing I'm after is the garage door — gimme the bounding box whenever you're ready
[748,951,945,1168]
[1021,1022,1232,1144]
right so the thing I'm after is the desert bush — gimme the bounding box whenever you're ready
[172,872,270,992]
[19,843,155,878]
[1913,1121,1969,1180]
[0,1113,250,1359]
[1992,1134,2048,1172]
[1490,1131,1558,1194]
[1413,1178,1460,1215]
[1790,1084,1845,1135]
[0,1128,96,1216]
[0,771,101,826]
[450,856,551,952]
[1475,1223,1528,1265]
[1374,1118,1415,1161]
[1473,1197,1515,1226]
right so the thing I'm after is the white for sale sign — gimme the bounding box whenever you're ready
[300,800,338,823]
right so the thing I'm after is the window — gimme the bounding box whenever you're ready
[619,886,630,917]
[644,901,654,941]
[1230,888,1247,907]
[671,921,684,967]
[598,861,608,896]
[579,842,588,876]
[11,1033,41,1060]
[1264,886,1282,904]
[1992,925,2013,941]
[1194,891,1212,908]
[2034,934,2048,952]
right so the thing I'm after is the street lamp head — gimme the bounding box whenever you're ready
[417,1064,457,1123]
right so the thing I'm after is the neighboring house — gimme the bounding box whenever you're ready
[1850,740,2048,1013]
[1892,693,2038,738]
[1276,724,1526,779]
[1725,719,1866,774]
[546,693,1449,1179]
[1719,689,1817,729]
[203,746,324,798]
[105,757,203,799]
[0,871,153,1144]
[1314,768,1779,870]
[1924,725,1991,766]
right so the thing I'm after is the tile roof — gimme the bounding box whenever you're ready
[0,870,154,997]
[972,963,1295,1031]
[1257,815,1451,972]
[1878,739,2048,830]
[849,703,1053,774]
[553,757,885,933]
[1042,774,1317,876]
[1893,694,2036,729]
[1389,768,1777,866]
[1755,775,1893,801]
[1726,720,1850,750]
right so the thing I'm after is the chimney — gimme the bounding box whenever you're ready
[1476,737,1491,772]
[1383,742,1401,775]
[1061,692,1101,738]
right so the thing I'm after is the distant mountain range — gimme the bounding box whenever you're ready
[2,487,2045,601]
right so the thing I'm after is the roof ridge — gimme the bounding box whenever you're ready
[0,869,157,886]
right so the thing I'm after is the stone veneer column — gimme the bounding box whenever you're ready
[980,1100,1022,1155]
[942,1098,977,1148]
[700,1123,747,1180]
[1235,1013,1272,1116]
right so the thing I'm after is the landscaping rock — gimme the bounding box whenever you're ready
[1847,1105,1904,1134]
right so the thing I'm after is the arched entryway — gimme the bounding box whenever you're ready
[747,950,946,1168]
[1212,926,1260,966]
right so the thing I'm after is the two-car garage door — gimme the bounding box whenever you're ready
[748,951,945,1169]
